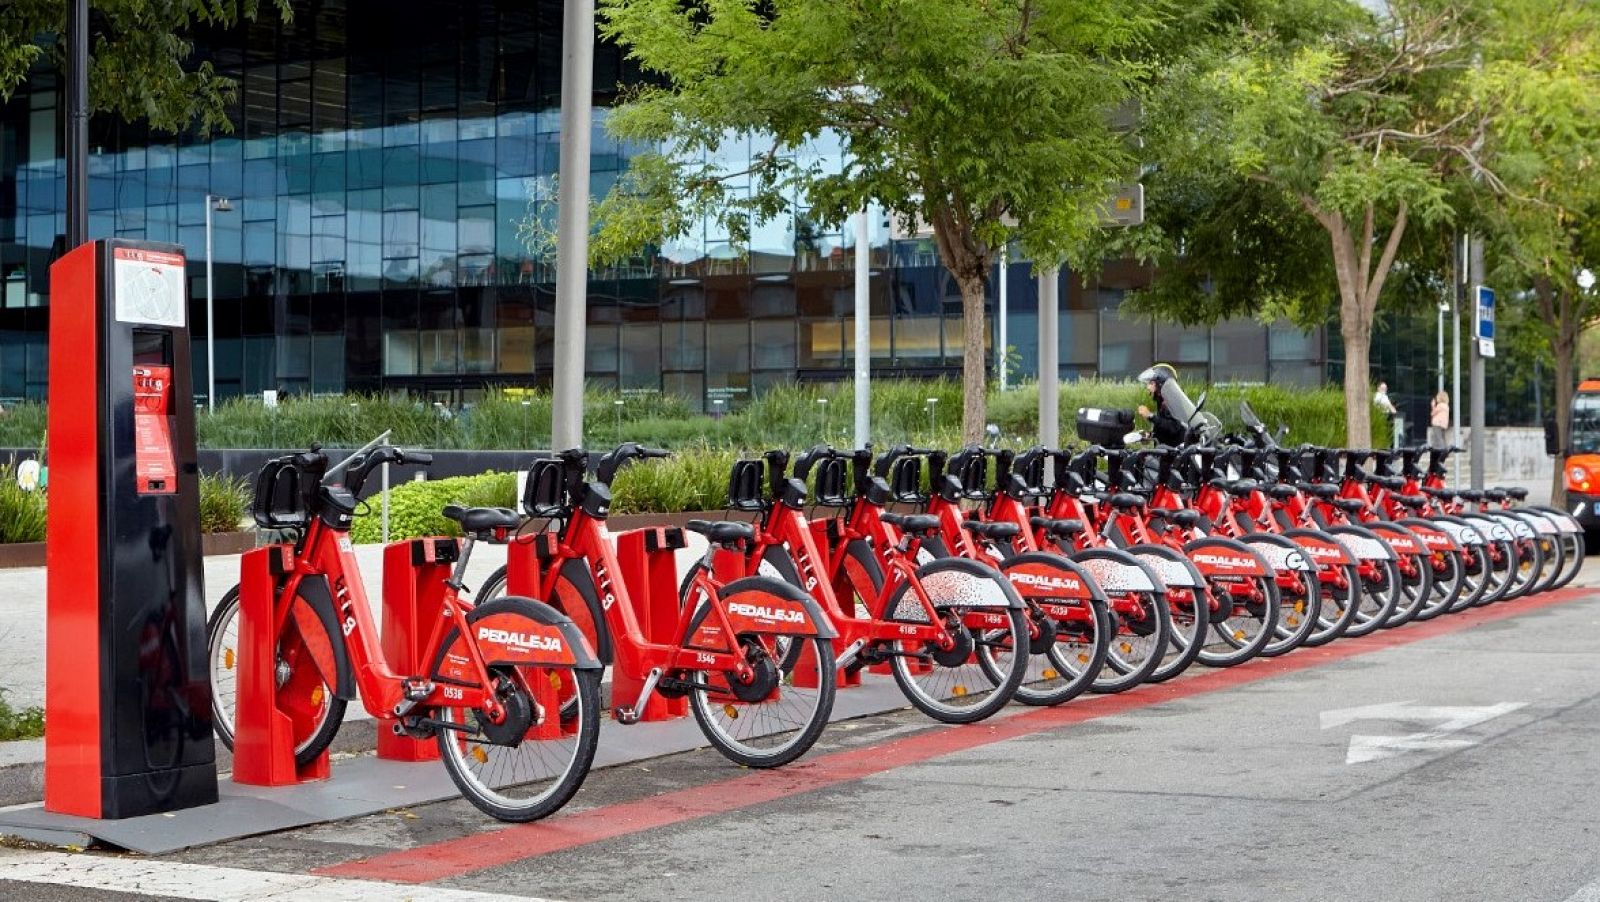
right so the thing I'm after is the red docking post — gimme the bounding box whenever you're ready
[377,537,459,761]
[232,545,331,786]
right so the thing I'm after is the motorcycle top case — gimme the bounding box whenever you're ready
[1075,407,1135,448]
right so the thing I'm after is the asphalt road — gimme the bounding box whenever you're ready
[5,578,1600,902]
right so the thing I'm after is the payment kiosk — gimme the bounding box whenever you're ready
[45,239,218,818]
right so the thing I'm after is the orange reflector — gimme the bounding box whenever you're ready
[224,648,235,670]
[310,686,324,708]
[1041,669,1059,680]
[1234,630,1247,641]
[951,686,967,697]
[723,704,739,720]
[470,745,488,765]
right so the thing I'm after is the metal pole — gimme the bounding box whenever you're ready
[853,206,870,448]
[550,0,595,450]
[65,0,88,247]
[205,197,216,411]
[1452,270,1462,488]
[1436,303,1445,396]
[380,436,390,545]
[997,247,1008,392]
[1469,234,1485,489]
[1037,266,1059,448]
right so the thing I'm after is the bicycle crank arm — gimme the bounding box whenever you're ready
[833,638,869,671]
[655,676,720,695]
[616,667,664,725]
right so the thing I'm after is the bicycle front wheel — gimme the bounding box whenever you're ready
[206,583,347,767]
[431,597,602,822]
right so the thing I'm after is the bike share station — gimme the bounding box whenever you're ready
[0,238,911,853]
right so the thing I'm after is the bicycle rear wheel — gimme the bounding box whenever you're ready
[686,576,836,768]
[1301,563,1362,646]
[206,583,347,767]
[989,554,1110,706]
[887,559,1029,723]
[431,597,602,822]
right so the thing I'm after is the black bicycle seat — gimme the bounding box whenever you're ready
[1333,498,1366,514]
[685,519,756,546]
[1420,486,1455,499]
[1267,484,1299,501]
[1154,509,1208,530]
[963,520,1021,540]
[881,512,941,535]
[1107,492,1145,510]
[1483,488,1508,502]
[1224,479,1260,497]
[1297,483,1339,499]
[1459,490,1485,502]
[1030,516,1086,536]
[442,505,521,534]
[1394,493,1429,508]
[1506,487,1529,501]
[1369,475,1406,490]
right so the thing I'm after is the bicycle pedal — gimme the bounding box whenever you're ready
[614,706,641,726]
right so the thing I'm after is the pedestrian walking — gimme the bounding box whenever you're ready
[1429,391,1450,448]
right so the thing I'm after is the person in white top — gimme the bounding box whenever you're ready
[1373,382,1401,447]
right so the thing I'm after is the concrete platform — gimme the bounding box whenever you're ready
[0,676,911,855]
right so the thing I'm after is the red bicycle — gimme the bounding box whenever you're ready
[478,445,839,768]
[208,437,603,822]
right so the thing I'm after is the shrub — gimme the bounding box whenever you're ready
[609,447,738,514]
[198,471,250,534]
[350,471,517,543]
[0,463,47,543]
[0,688,44,741]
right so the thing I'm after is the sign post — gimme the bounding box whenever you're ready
[1475,285,1495,359]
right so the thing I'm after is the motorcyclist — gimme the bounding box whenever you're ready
[1135,363,1199,446]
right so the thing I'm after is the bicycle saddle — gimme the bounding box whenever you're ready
[1506,487,1529,501]
[1267,484,1299,501]
[963,520,1020,540]
[1420,486,1455,499]
[442,505,521,534]
[1223,479,1259,497]
[1107,492,1145,510]
[685,519,756,547]
[1393,493,1429,508]
[1483,488,1508,502]
[1029,516,1086,536]
[1332,498,1366,514]
[1150,508,1207,530]
[1297,483,1339,499]
[880,512,941,535]
[1368,475,1406,490]
[1459,490,1485,502]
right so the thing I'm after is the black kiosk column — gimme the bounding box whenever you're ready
[45,238,218,818]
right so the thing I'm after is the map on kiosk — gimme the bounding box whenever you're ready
[113,246,187,329]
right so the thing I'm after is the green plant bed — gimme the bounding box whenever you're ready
[0,689,44,741]
[350,471,518,544]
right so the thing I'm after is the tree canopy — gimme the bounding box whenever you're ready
[0,1,289,134]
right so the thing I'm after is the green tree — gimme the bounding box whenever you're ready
[1474,0,1600,505]
[0,1,289,134]
[588,0,1159,441]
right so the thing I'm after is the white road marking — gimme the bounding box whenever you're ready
[1319,700,1528,764]
[0,847,557,901]
[1564,875,1600,901]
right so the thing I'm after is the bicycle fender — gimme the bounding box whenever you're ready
[473,596,603,671]
[1283,528,1355,567]
[1182,536,1273,578]
[1531,505,1585,534]
[293,575,358,701]
[1396,518,1461,553]
[1366,522,1425,557]
[1513,510,1559,536]
[912,557,1026,610]
[1429,514,1487,547]
[1123,543,1205,590]
[717,576,839,640]
[1071,546,1164,595]
[1326,524,1397,562]
[1000,552,1104,602]
[1460,514,1513,543]
[1235,533,1314,572]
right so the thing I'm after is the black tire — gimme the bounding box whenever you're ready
[1368,525,1432,628]
[1411,548,1463,621]
[1259,565,1320,657]
[431,597,602,822]
[1126,546,1208,684]
[206,583,348,767]
[1341,558,1400,638]
[1196,573,1281,666]
[1301,563,1363,647]
[689,634,836,768]
[990,554,1111,705]
[476,565,509,602]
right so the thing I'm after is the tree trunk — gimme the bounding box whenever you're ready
[1318,201,1407,450]
[956,272,989,443]
[1341,318,1373,449]
[1546,280,1577,508]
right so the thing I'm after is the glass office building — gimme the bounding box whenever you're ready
[0,0,1330,408]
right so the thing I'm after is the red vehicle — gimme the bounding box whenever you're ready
[208,437,603,822]
[705,448,1031,725]
[480,445,839,768]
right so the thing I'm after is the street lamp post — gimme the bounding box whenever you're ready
[204,195,233,411]
[926,397,938,439]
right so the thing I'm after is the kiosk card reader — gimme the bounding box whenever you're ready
[46,239,218,818]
